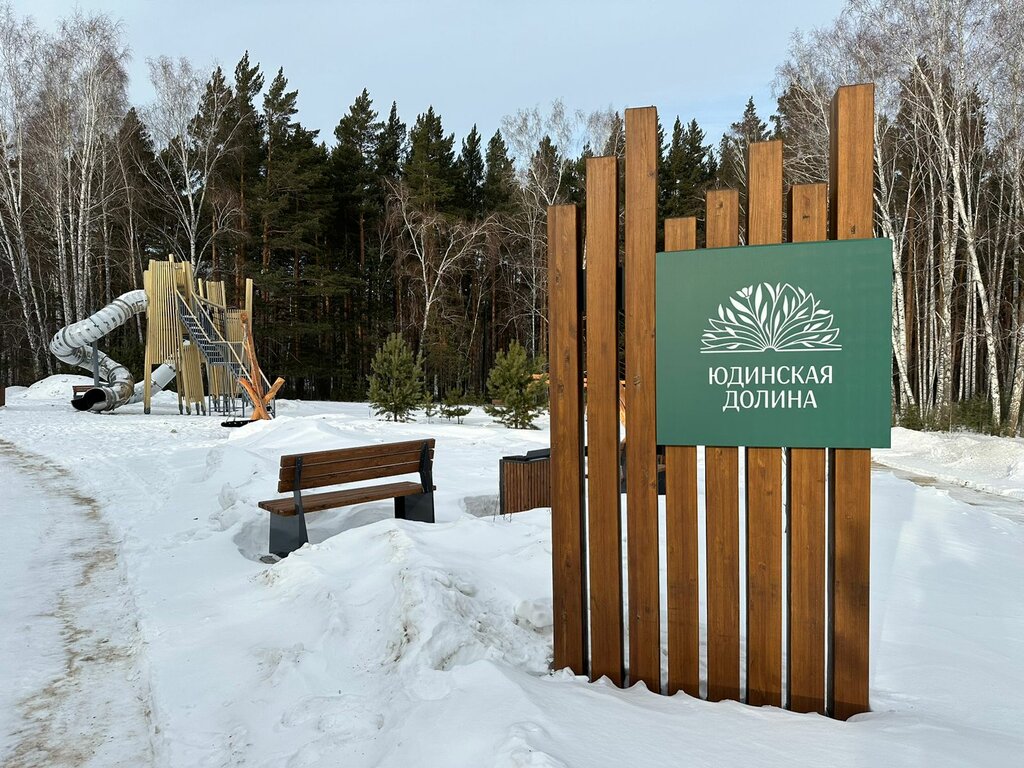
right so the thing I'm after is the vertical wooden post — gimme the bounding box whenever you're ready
[744,141,784,708]
[787,183,829,715]
[548,204,587,675]
[704,188,741,702]
[664,217,700,698]
[586,157,624,685]
[828,83,874,720]
[624,106,660,691]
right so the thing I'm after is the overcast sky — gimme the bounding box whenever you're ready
[14,0,847,149]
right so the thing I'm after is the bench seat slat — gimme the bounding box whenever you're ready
[280,439,436,469]
[259,481,426,517]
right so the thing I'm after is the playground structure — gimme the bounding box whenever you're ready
[49,256,283,419]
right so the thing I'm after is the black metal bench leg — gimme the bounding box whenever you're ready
[270,511,308,557]
[395,491,435,523]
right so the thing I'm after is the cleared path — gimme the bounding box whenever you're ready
[0,441,155,767]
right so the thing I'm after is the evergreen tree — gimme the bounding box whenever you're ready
[718,96,769,192]
[440,389,471,424]
[482,130,516,214]
[192,66,235,278]
[229,52,265,297]
[253,69,342,398]
[717,97,769,242]
[332,89,381,264]
[376,101,406,197]
[661,117,717,223]
[455,125,485,217]
[405,106,456,209]
[116,108,161,258]
[484,341,548,429]
[258,68,299,270]
[367,333,428,421]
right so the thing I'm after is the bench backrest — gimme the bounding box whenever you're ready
[278,438,435,493]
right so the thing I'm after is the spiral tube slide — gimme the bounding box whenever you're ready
[49,290,176,412]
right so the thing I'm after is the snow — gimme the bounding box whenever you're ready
[876,426,1024,500]
[1,376,1023,766]
[18,373,95,399]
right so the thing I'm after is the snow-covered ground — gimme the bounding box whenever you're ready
[1,375,1022,767]
[876,426,1024,500]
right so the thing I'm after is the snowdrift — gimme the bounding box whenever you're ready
[0,395,1022,766]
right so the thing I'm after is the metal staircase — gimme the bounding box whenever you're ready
[173,289,280,421]
[175,294,245,378]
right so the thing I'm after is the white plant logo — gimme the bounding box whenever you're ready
[700,282,841,353]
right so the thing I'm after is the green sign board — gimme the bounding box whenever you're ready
[656,239,892,449]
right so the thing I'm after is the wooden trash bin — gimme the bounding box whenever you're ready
[499,449,551,515]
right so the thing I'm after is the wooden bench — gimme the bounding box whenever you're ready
[72,384,96,399]
[258,438,436,557]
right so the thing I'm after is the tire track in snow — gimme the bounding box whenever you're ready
[0,440,156,768]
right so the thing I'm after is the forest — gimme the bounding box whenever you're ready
[1,0,1022,434]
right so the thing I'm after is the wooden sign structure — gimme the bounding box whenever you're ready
[548,84,875,720]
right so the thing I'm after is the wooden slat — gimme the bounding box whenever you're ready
[585,156,624,686]
[787,182,828,715]
[789,184,828,244]
[704,188,741,702]
[281,439,435,468]
[549,203,587,675]
[279,447,430,482]
[259,480,425,516]
[745,141,784,708]
[501,461,551,514]
[624,107,660,691]
[828,83,874,721]
[278,460,421,493]
[663,216,700,698]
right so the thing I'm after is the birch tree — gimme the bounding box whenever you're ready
[143,57,240,272]
[0,6,47,373]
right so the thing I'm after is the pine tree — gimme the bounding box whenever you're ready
[367,333,428,421]
[455,125,485,217]
[718,96,769,192]
[252,68,340,398]
[332,88,381,266]
[717,97,769,243]
[484,341,548,429]
[229,52,265,297]
[376,101,406,198]
[662,117,717,223]
[440,389,471,424]
[405,106,456,210]
[482,130,516,214]
[192,66,236,279]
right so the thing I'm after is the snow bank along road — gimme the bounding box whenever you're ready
[1,376,1023,767]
